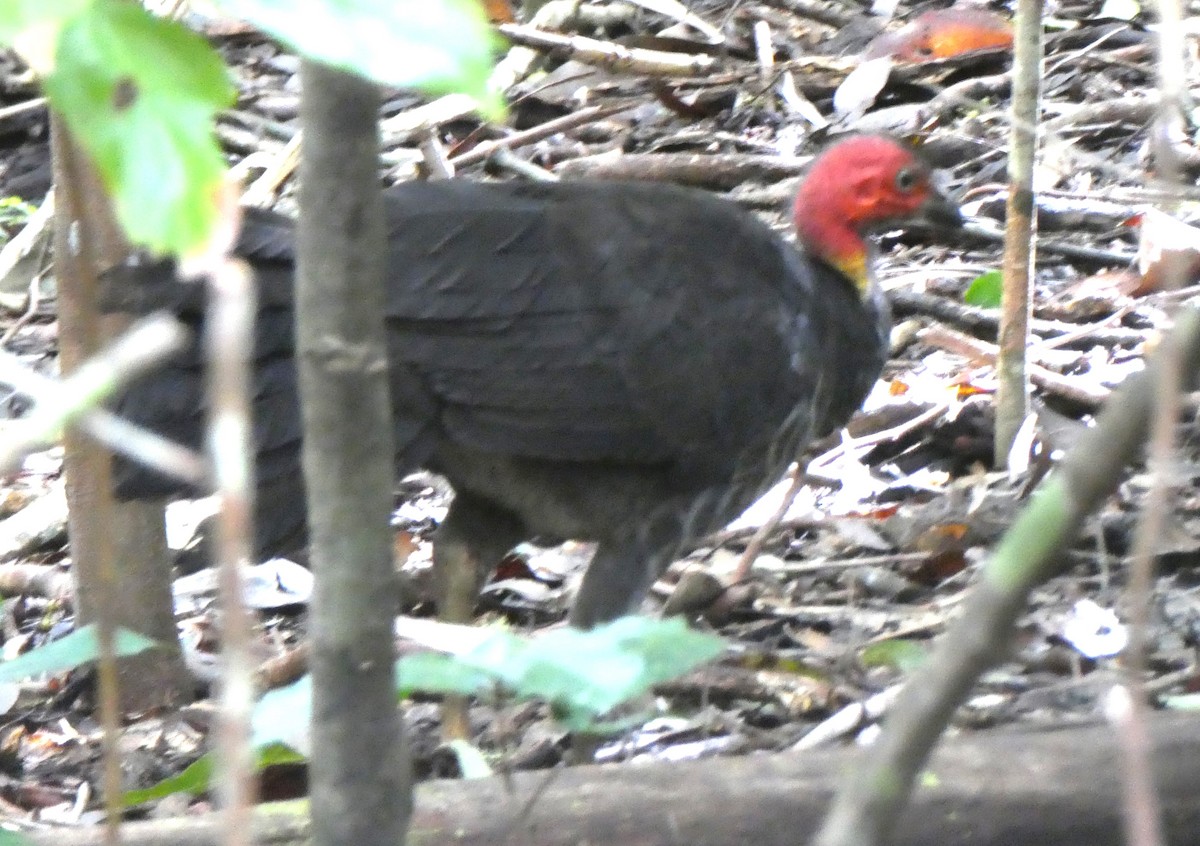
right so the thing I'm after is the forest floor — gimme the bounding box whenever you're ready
[0,0,1197,829]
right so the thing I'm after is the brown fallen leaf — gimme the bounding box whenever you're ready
[394,529,418,567]
[481,0,516,24]
[1132,207,1200,294]
[864,7,1014,63]
[1041,269,1140,320]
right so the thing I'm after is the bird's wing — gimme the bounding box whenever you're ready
[382,180,821,472]
[106,212,301,502]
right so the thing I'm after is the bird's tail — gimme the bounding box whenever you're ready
[102,259,309,558]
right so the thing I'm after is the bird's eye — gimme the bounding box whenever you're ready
[895,167,920,193]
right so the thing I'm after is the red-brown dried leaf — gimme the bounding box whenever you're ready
[865,7,1013,63]
[481,0,517,23]
[1134,208,1200,294]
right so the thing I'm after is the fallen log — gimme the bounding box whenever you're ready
[35,711,1200,846]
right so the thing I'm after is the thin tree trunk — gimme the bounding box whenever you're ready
[50,116,188,714]
[993,0,1044,465]
[296,62,410,846]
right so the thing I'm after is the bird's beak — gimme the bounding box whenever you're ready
[917,186,964,230]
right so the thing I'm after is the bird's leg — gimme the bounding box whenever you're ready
[566,533,675,764]
[253,469,310,558]
[569,513,681,629]
[432,492,525,741]
[568,540,654,629]
[434,543,479,742]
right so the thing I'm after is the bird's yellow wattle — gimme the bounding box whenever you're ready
[829,252,870,297]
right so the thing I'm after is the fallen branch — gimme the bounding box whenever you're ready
[30,711,1200,846]
[449,104,629,168]
[556,151,810,189]
[890,286,1147,348]
[918,324,1110,407]
[0,560,73,601]
[0,481,67,562]
[499,24,717,77]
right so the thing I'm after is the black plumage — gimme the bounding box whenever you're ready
[105,139,958,627]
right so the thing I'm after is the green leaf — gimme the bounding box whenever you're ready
[0,0,93,45]
[0,624,157,682]
[259,741,307,767]
[396,651,493,697]
[213,0,502,115]
[43,0,234,255]
[123,754,212,806]
[122,743,304,806]
[963,269,1003,309]
[10,0,500,255]
[251,654,491,758]
[0,196,37,221]
[859,638,927,673]
[253,618,723,751]
[457,616,724,727]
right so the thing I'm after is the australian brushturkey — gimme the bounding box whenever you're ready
[104,135,961,628]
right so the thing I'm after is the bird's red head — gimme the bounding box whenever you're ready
[793,135,960,294]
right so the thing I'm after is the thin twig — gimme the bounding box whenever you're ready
[809,401,954,471]
[0,190,53,297]
[498,23,717,76]
[448,104,628,168]
[918,324,1110,407]
[206,255,258,846]
[733,461,803,582]
[0,97,46,126]
[0,314,192,475]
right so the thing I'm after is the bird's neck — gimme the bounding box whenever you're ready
[798,229,873,297]
[794,206,872,297]
[824,251,869,293]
